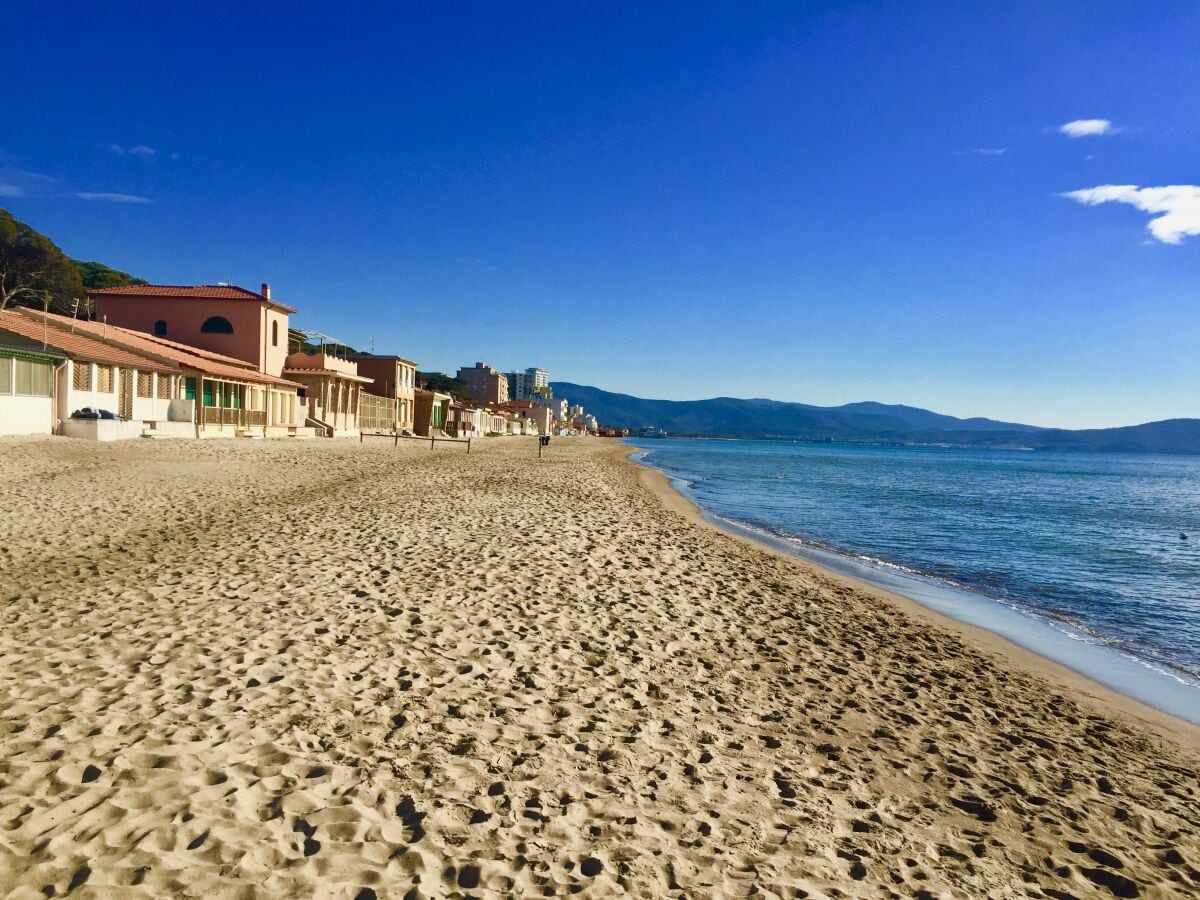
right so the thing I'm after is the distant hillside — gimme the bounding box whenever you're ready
[552,382,1200,454]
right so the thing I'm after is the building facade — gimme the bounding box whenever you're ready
[90,283,295,378]
[0,328,65,437]
[0,308,304,439]
[284,351,373,437]
[505,367,549,401]
[457,362,509,405]
[347,354,417,432]
[500,400,552,435]
[414,388,451,436]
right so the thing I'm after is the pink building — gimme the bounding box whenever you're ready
[90,283,295,378]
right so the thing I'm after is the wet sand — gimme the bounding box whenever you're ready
[1,435,1197,898]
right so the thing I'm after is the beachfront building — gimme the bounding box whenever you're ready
[414,388,451,436]
[284,350,373,437]
[478,407,508,435]
[458,362,509,405]
[1,310,175,439]
[447,402,483,438]
[0,309,305,439]
[347,353,417,432]
[501,400,552,435]
[90,282,295,378]
[533,392,569,423]
[505,367,549,401]
[0,324,66,437]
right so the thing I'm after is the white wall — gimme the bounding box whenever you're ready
[0,395,54,437]
[59,418,144,441]
[59,363,175,426]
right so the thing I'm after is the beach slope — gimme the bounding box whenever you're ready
[0,436,1196,897]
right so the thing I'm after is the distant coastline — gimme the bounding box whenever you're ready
[558,382,1200,454]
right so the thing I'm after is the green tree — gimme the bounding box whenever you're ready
[417,371,467,398]
[0,209,86,313]
[72,259,145,290]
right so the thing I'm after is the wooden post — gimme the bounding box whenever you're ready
[431,434,436,450]
[394,432,399,447]
[467,437,471,455]
[360,430,364,443]
[538,437,543,458]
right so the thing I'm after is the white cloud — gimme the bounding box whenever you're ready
[955,147,1006,156]
[0,183,23,197]
[107,144,156,158]
[70,192,152,204]
[1059,118,1114,138]
[1061,184,1200,244]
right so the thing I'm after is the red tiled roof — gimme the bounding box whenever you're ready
[0,310,176,374]
[14,310,301,388]
[89,284,298,313]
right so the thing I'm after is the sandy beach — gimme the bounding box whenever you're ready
[1,435,1197,899]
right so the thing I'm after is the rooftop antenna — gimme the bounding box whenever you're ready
[69,298,81,333]
[369,336,376,354]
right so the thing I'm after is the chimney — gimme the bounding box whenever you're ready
[261,282,271,300]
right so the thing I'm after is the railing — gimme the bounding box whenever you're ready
[201,407,266,427]
[361,431,472,453]
[359,391,398,432]
[203,407,237,425]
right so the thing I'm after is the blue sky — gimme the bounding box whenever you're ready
[3,1,1198,428]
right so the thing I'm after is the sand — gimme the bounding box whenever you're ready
[0,435,1197,899]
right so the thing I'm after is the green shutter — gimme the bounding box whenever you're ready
[184,377,197,401]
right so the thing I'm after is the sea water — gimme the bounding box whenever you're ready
[626,438,1200,722]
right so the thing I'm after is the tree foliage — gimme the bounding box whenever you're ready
[0,209,86,313]
[417,371,467,398]
[72,259,146,290]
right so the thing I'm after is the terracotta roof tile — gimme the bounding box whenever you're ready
[0,310,176,373]
[13,310,300,388]
[90,284,263,299]
[89,283,298,313]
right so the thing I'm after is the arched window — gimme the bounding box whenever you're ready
[200,316,234,334]
[271,320,279,346]
[153,320,167,336]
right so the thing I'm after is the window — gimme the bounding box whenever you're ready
[200,316,234,334]
[156,374,172,399]
[271,320,279,346]
[153,320,167,336]
[96,366,114,393]
[72,362,92,391]
[184,377,197,401]
[0,358,10,394]
[202,380,214,407]
[14,359,52,397]
[137,372,152,397]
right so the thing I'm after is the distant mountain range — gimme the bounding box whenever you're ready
[551,382,1200,454]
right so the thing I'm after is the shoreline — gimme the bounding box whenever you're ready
[623,443,1200,749]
